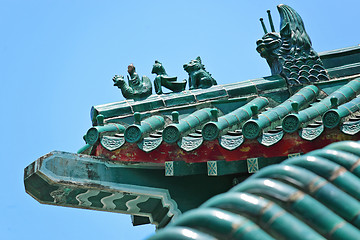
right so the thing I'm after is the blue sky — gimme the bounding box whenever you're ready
[1,1,360,239]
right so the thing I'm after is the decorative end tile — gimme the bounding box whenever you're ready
[207,161,218,176]
[299,125,324,141]
[341,120,360,135]
[288,153,301,158]
[165,161,174,176]
[138,137,162,152]
[100,136,125,151]
[247,158,259,173]
[178,136,203,152]
[219,135,244,150]
[258,130,284,146]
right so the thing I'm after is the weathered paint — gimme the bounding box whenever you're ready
[24,151,241,228]
[95,128,358,163]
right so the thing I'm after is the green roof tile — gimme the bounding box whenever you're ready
[242,85,319,139]
[161,91,196,107]
[282,78,360,133]
[150,140,360,239]
[323,96,360,128]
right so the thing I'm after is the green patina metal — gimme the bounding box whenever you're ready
[162,108,215,144]
[125,114,165,143]
[202,97,269,141]
[282,78,360,133]
[323,96,360,128]
[242,84,319,139]
[152,60,187,94]
[85,123,125,145]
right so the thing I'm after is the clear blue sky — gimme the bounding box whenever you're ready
[1,1,359,239]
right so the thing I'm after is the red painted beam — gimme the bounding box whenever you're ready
[96,128,358,163]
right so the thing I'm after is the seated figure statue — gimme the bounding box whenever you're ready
[113,64,152,100]
[152,60,187,94]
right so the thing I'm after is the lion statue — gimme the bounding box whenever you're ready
[183,56,217,90]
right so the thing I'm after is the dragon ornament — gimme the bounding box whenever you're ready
[256,4,329,85]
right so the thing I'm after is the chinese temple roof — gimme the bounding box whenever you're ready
[24,4,360,232]
[79,5,360,162]
[149,140,360,240]
[80,45,360,164]
[91,45,360,125]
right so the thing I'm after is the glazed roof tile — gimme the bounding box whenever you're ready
[325,95,360,127]
[81,45,360,158]
[242,85,319,139]
[282,78,360,133]
[25,5,360,234]
[149,140,360,240]
[91,75,287,124]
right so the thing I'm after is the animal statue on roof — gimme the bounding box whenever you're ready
[25,3,360,235]
[152,60,187,94]
[183,56,217,90]
[113,64,152,100]
[256,4,329,85]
